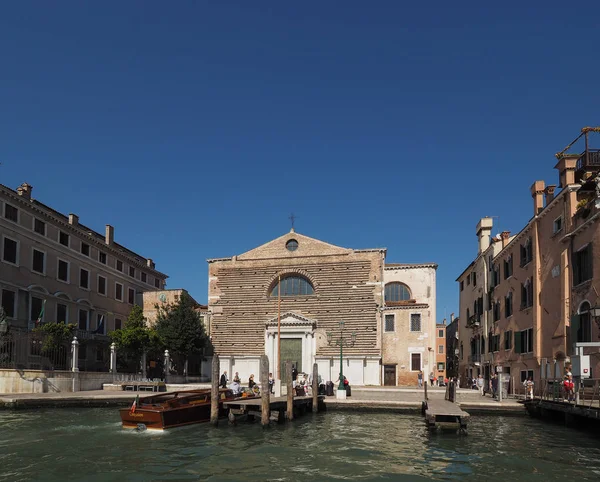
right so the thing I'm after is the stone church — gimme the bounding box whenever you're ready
[207,230,436,386]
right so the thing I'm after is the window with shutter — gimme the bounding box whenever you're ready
[514,331,522,353]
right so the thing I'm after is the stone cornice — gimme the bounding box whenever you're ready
[265,311,317,327]
[385,263,438,270]
[381,303,429,311]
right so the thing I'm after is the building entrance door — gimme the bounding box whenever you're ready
[280,338,302,379]
[384,365,396,386]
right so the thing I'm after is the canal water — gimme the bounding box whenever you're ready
[0,408,599,481]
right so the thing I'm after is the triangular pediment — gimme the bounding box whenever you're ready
[265,311,317,327]
[237,231,351,260]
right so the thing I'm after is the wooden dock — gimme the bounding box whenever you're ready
[224,395,325,423]
[422,399,470,431]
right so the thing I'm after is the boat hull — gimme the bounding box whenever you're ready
[119,388,238,430]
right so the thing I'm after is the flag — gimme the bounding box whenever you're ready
[93,315,105,334]
[35,300,46,327]
[131,394,139,413]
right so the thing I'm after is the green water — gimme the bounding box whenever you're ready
[0,408,599,481]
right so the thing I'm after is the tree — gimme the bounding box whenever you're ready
[155,292,208,375]
[110,305,160,373]
[33,322,76,353]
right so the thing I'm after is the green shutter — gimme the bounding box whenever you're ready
[570,314,581,352]
[514,331,522,354]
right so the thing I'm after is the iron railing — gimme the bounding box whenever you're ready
[538,378,600,407]
[0,331,70,370]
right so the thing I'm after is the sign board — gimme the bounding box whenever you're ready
[571,355,591,379]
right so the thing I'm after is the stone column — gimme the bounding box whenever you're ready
[110,342,117,374]
[71,337,79,372]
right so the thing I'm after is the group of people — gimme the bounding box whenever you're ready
[219,370,264,395]
[417,371,449,388]
[219,365,326,396]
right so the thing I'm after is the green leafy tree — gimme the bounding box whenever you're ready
[33,322,76,353]
[110,305,160,372]
[155,292,207,375]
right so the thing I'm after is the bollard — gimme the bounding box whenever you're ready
[286,361,294,421]
[210,356,220,426]
[312,363,319,413]
[424,376,428,401]
[163,350,170,384]
[260,355,270,426]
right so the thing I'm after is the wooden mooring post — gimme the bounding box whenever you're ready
[424,376,428,401]
[286,361,294,421]
[260,355,270,426]
[210,356,220,426]
[312,363,319,413]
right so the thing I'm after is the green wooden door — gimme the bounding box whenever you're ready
[280,338,302,380]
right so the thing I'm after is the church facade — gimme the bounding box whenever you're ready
[207,230,436,386]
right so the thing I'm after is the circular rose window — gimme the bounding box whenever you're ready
[286,239,298,251]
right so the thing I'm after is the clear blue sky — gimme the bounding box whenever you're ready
[2,2,599,319]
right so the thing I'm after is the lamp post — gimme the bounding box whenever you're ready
[327,321,357,391]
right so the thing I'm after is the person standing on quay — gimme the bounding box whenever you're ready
[417,371,423,388]
[429,371,435,387]
[524,376,534,400]
[477,374,484,396]
[220,371,228,388]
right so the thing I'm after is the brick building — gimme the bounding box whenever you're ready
[207,229,436,386]
[457,129,600,391]
[436,321,446,382]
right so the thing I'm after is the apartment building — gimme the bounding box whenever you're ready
[435,321,446,382]
[445,314,459,378]
[457,130,600,390]
[0,182,169,342]
[456,218,508,383]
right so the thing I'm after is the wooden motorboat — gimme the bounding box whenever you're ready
[119,388,237,430]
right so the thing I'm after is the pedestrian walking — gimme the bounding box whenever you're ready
[417,371,423,388]
[220,371,228,388]
[429,371,435,387]
[477,374,484,396]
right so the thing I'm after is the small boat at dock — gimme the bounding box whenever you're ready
[119,388,252,430]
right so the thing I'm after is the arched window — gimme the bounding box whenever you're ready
[577,301,592,342]
[384,283,411,303]
[271,276,314,297]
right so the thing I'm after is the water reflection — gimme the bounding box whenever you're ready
[0,408,598,481]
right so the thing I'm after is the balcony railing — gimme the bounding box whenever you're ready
[468,354,481,364]
[466,315,480,328]
[575,149,600,181]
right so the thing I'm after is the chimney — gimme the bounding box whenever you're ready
[554,155,578,188]
[147,258,155,269]
[544,185,557,206]
[105,225,114,246]
[16,183,32,200]
[476,217,493,254]
[531,180,546,215]
[500,231,511,249]
[442,318,447,325]
[450,313,455,323]
[68,213,79,226]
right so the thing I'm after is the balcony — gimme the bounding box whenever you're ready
[468,354,481,364]
[466,315,480,329]
[575,149,600,182]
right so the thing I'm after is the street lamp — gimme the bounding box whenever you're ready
[326,321,357,391]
